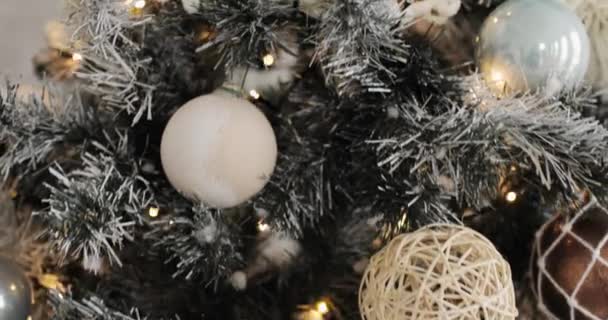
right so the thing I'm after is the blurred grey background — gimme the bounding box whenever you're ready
[0,0,63,83]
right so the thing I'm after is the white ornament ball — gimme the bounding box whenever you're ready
[161,92,277,208]
[476,0,590,95]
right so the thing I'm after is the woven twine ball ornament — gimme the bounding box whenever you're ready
[532,198,608,320]
[359,224,518,320]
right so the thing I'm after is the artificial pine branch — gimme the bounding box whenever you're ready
[48,291,149,320]
[251,69,343,236]
[37,140,153,271]
[194,0,301,70]
[314,0,408,98]
[2,0,607,319]
[144,205,244,285]
[0,85,100,182]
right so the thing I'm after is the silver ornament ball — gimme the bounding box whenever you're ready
[476,0,590,95]
[0,257,32,320]
[161,91,277,209]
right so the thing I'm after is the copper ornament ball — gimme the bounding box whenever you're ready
[532,202,608,320]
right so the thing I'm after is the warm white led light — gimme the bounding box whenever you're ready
[316,301,329,315]
[249,89,261,100]
[257,221,270,232]
[148,207,160,218]
[262,54,275,67]
[505,191,517,203]
[72,53,83,61]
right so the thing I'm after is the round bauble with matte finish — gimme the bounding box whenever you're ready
[532,200,608,320]
[161,92,277,208]
[0,257,32,320]
[359,224,518,320]
[476,0,590,95]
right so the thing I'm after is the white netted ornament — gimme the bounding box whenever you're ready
[532,198,608,320]
[359,224,518,320]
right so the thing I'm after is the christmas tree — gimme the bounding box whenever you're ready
[2,0,608,319]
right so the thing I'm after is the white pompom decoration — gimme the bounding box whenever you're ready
[229,271,248,291]
[161,92,277,208]
[181,0,199,14]
[403,0,461,25]
[563,0,608,89]
[299,0,333,18]
[230,233,301,291]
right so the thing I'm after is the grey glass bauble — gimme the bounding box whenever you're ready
[476,0,590,95]
[0,257,32,320]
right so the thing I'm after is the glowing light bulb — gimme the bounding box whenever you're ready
[487,68,508,94]
[316,301,329,315]
[38,274,66,292]
[134,0,146,9]
[299,310,323,320]
[9,284,16,292]
[505,191,517,203]
[72,53,83,62]
[262,54,275,67]
[199,30,212,42]
[491,70,504,82]
[148,207,160,218]
[249,89,261,100]
[257,221,270,232]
